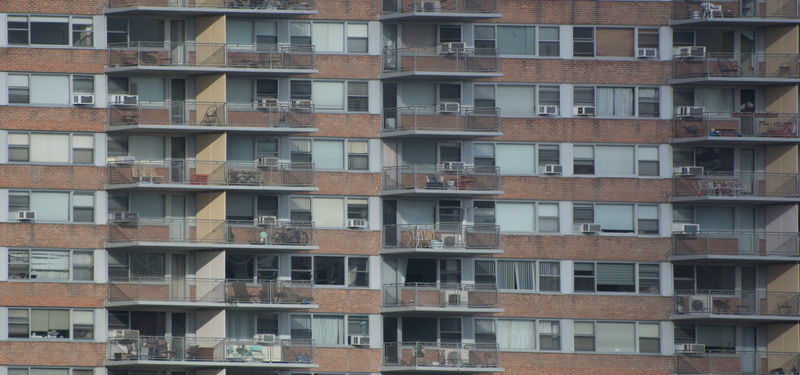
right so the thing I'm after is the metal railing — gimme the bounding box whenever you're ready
[383,47,499,73]
[107,0,315,10]
[673,231,800,258]
[382,342,499,368]
[382,0,499,13]
[108,218,315,246]
[672,172,800,199]
[107,336,314,364]
[674,112,800,138]
[382,224,500,249]
[383,107,500,133]
[108,42,315,70]
[673,53,800,80]
[108,101,315,129]
[675,350,800,375]
[108,278,315,305]
[671,0,799,19]
[107,159,315,187]
[674,290,800,316]
[382,283,499,309]
[382,165,501,191]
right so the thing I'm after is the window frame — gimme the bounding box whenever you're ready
[475,259,561,292]
[290,139,370,171]
[571,202,660,235]
[7,15,94,47]
[9,248,94,281]
[573,261,662,294]
[8,307,95,340]
[290,255,370,288]
[8,132,97,164]
[290,21,369,54]
[571,144,661,177]
[572,26,659,59]
[8,190,96,223]
[474,318,562,352]
[289,313,370,346]
[7,73,97,106]
[573,321,661,354]
[572,86,661,118]
[473,84,561,118]
[473,24,560,57]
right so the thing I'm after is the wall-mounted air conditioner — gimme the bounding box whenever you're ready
[253,334,276,344]
[581,223,601,233]
[676,106,704,118]
[111,95,138,106]
[538,105,559,115]
[440,161,465,171]
[679,166,704,176]
[672,223,700,234]
[439,102,460,114]
[257,216,277,225]
[440,348,470,366]
[543,164,563,175]
[439,42,466,54]
[685,295,711,313]
[258,156,280,167]
[72,94,95,105]
[573,106,595,116]
[440,290,468,305]
[290,99,313,110]
[112,212,139,224]
[438,233,459,248]
[678,343,706,353]
[110,330,140,339]
[347,219,368,228]
[254,98,279,109]
[17,211,35,221]
[349,335,370,346]
[637,48,658,58]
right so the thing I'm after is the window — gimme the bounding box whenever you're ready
[673,265,735,292]
[573,27,594,57]
[638,88,660,117]
[347,82,369,112]
[474,25,559,56]
[291,314,370,346]
[347,141,369,170]
[476,319,561,351]
[672,146,734,173]
[346,23,368,53]
[474,84,559,117]
[474,144,495,167]
[538,144,560,166]
[9,368,93,375]
[575,321,659,353]
[291,80,312,100]
[107,252,166,280]
[348,257,369,287]
[290,139,312,164]
[474,85,495,109]
[637,146,659,176]
[106,18,164,44]
[9,191,95,222]
[291,255,369,287]
[8,15,93,46]
[226,311,278,340]
[573,86,659,117]
[573,145,660,176]
[225,253,279,280]
[8,308,94,340]
[573,27,652,58]
[476,260,560,292]
[674,324,734,351]
[638,323,660,353]
[637,205,659,235]
[596,87,634,117]
[476,143,556,173]
[638,29,659,49]
[226,19,278,47]
[539,320,561,350]
[347,198,369,221]
[574,262,660,294]
[9,249,93,281]
[494,201,559,233]
[9,132,95,164]
[291,139,369,170]
[300,21,368,53]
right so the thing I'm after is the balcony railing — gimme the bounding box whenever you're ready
[382,342,499,369]
[108,160,315,187]
[108,278,315,305]
[382,0,499,13]
[108,101,315,129]
[383,107,500,134]
[108,42,315,70]
[671,0,799,19]
[674,290,800,317]
[673,53,800,80]
[673,231,800,258]
[107,0,315,10]
[382,165,501,192]
[674,112,800,139]
[383,283,499,309]
[108,336,314,365]
[383,47,500,74]
[672,172,800,199]
[675,351,800,375]
[108,218,315,247]
[382,224,500,249]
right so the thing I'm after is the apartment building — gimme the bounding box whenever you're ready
[2,0,800,374]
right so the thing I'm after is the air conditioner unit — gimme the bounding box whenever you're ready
[347,218,368,228]
[685,295,711,313]
[440,348,470,366]
[253,334,276,344]
[110,330,140,339]
[672,223,700,234]
[679,343,706,353]
[257,216,277,225]
[581,223,601,233]
[257,156,280,167]
[441,290,468,305]
[349,335,370,346]
[111,95,139,106]
[674,46,692,57]
[690,46,706,57]
[679,166,704,176]
[113,212,139,222]
[254,98,279,109]
[439,42,466,54]
[113,156,135,165]
[17,211,35,221]
[538,105,559,115]
[290,99,313,110]
[544,164,563,175]
[573,106,596,116]
[440,161,465,171]
[438,233,459,248]
[637,48,658,58]
[417,0,441,12]
[676,106,704,118]
[72,94,95,105]
[439,102,460,114]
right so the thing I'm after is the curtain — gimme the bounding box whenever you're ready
[596,322,635,352]
[30,134,69,163]
[515,261,535,290]
[30,75,69,105]
[31,250,69,279]
[597,88,633,116]
[312,140,345,169]
[496,144,535,173]
[498,261,515,289]
[312,23,344,52]
[401,24,436,48]
[226,311,255,340]
[496,202,534,232]
[595,145,634,175]
[312,198,345,227]
[696,88,734,113]
[496,320,535,349]
[313,316,344,345]
[30,192,69,221]
[496,86,535,117]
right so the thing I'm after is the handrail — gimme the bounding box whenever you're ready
[672,230,800,257]
[382,342,500,368]
[382,165,501,191]
[108,100,315,128]
[383,106,501,133]
[107,159,316,187]
[382,224,500,249]
[673,111,799,139]
[108,42,315,70]
[674,289,800,316]
[381,0,499,13]
[672,172,800,199]
[671,0,799,19]
[382,282,500,308]
[108,278,315,305]
[107,0,316,10]
[383,47,500,73]
[107,218,315,246]
[672,53,800,79]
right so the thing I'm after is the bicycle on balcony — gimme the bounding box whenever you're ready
[272,226,309,245]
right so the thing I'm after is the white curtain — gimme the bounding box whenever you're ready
[312,140,345,169]
[696,88,734,113]
[312,81,345,110]
[496,86,535,117]
[595,204,634,232]
[496,320,535,349]
[312,23,344,52]
[31,75,69,105]
[595,146,634,175]
[226,311,255,340]
[30,192,69,221]
[312,316,344,345]
[496,202,534,232]
[30,134,69,163]
[596,322,635,352]
[496,144,535,173]
[30,250,69,279]
[312,198,345,227]
[596,88,633,116]
[498,260,534,290]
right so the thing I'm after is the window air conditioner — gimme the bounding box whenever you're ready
[581,223,601,233]
[112,212,139,223]
[672,223,700,234]
[254,98,279,109]
[256,216,277,225]
[258,156,280,167]
[17,211,35,221]
[113,156,135,165]
[676,106,704,118]
[253,334,276,344]
[637,48,658,58]
[439,102,460,114]
[417,0,441,12]
[110,330,140,339]
[684,294,711,313]
[72,94,95,105]
[440,161,465,171]
[690,46,706,57]
[538,105,559,115]
[439,42,466,54]
[573,106,596,116]
[111,95,139,106]
[440,290,468,305]
[679,166,704,176]
[678,343,706,353]
[674,46,692,57]
[349,335,370,346]
[543,164,563,175]
[347,219,368,228]
[290,99,313,110]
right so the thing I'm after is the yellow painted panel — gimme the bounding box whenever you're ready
[767,324,800,363]
[197,192,226,243]
[196,15,227,66]
[764,86,798,114]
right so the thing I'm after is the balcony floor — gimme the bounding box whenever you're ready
[670,254,800,263]
[670,196,800,204]
[380,71,502,80]
[380,247,503,256]
[104,183,319,193]
[105,124,318,135]
[670,313,800,323]
[670,17,800,27]
[105,300,319,310]
[105,66,319,75]
[104,6,317,17]
[105,359,318,369]
[379,365,503,373]
[671,135,800,146]
[378,12,502,21]
[670,77,800,86]
[380,130,503,139]
[380,306,503,315]
[106,241,318,251]
[380,189,503,198]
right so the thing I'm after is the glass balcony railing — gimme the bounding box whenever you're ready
[382,0,499,14]
[671,0,799,20]
[673,53,800,80]
[382,165,501,192]
[108,101,315,129]
[672,231,800,258]
[674,290,800,317]
[108,42,315,70]
[108,218,315,247]
[382,224,500,250]
[675,351,800,375]
[383,107,500,134]
[107,335,314,365]
[107,0,315,11]
[382,283,499,310]
[382,342,500,370]
[107,160,315,187]
[672,172,800,199]
[382,47,500,74]
[674,112,799,139]
[108,278,315,305]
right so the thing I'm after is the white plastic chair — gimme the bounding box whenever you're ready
[700,2,723,18]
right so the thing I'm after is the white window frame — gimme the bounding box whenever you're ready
[8,307,96,340]
[475,259,561,292]
[475,318,562,352]
[289,313,370,346]
[572,26,659,59]
[8,248,94,282]
[572,86,660,118]
[473,24,560,57]
[7,73,96,106]
[572,202,659,235]
[573,321,662,354]
[291,21,369,54]
[571,144,661,177]
[8,190,96,223]
[8,132,96,164]
[290,139,369,170]
[573,262,661,294]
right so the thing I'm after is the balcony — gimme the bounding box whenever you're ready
[673,290,800,321]
[105,0,316,15]
[107,218,317,250]
[672,172,800,203]
[671,0,799,24]
[381,48,501,79]
[107,101,315,133]
[381,342,501,373]
[380,0,500,20]
[382,107,501,138]
[672,53,800,85]
[381,283,502,314]
[672,231,800,262]
[107,43,316,73]
[107,278,317,309]
[674,351,799,375]
[673,112,800,144]
[107,160,316,192]
[381,165,502,197]
[381,224,501,255]
[107,336,316,369]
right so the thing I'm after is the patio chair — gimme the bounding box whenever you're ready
[717,57,742,77]
[700,2,723,17]
[200,104,222,126]
[232,281,258,302]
